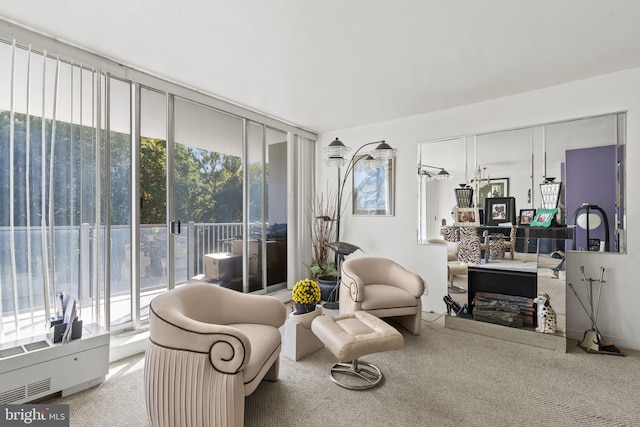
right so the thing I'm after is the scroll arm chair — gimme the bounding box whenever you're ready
[144,283,287,427]
[339,257,425,335]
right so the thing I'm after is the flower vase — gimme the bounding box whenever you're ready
[294,303,316,315]
[317,275,339,302]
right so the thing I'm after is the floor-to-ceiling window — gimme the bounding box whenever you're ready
[0,28,315,344]
[138,86,168,324]
[0,39,107,341]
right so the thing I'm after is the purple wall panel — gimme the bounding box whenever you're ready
[565,145,616,251]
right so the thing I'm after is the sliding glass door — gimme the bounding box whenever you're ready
[264,127,288,291]
[138,86,168,322]
[172,98,244,289]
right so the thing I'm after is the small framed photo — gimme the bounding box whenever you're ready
[484,197,516,226]
[454,207,480,226]
[530,208,558,228]
[518,208,536,226]
[474,177,509,212]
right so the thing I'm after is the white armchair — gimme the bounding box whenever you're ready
[144,283,287,427]
[339,257,425,335]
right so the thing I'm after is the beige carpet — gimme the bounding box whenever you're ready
[45,315,640,426]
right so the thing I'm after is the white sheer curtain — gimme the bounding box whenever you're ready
[0,37,105,342]
[287,133,315,287]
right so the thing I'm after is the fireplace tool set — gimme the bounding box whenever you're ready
[567,266,623,356]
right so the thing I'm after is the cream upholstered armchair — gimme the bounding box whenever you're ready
[144,283,287,427]
[339,257,425,335]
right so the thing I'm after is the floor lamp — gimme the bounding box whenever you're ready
[319,138,397,309]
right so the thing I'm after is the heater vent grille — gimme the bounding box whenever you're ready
[0,386,26,404]
[27,378,51,397]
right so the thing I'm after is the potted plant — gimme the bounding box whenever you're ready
[291,279,321,314]
[309,191,339,301]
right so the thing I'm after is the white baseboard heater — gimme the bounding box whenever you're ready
[0,323,110,404]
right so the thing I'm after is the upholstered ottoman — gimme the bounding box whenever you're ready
[311,311,404,390]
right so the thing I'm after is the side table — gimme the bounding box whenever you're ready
[283,307,324,361]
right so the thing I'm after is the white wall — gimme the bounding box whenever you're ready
[317,67,640,351]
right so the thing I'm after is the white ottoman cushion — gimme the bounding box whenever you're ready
[311,311,404,362]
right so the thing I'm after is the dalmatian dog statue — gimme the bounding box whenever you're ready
[533,292,557,334]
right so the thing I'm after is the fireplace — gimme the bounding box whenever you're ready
[467,265,537,328]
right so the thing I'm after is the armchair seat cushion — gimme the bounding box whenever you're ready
[359,284,418,311]
[231,323,282,390]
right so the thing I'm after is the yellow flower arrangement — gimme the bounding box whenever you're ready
[292,279,321,305]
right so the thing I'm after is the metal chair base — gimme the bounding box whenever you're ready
[329,359,383,390]
[448,284,467,293]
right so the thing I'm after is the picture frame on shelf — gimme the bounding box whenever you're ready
[484,197,516,226]
[454,207,480,226]
[518,208,536,226]
[530,208,558,228]
[474,177,509,212]
[352,156,395,216]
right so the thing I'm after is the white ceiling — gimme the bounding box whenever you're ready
[2,1,640,134]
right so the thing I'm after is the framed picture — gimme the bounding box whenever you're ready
[518,208,536,226]
[475,178,509,211]
[530,208,558,228]
[484,197,516,226]
[454,207,480,226]
[352,157,395,216]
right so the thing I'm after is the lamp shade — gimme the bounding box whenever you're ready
[369,141,396,160]
[435,169,453,181]
[324,155,347,168]
[577,212,602,230]
[325,138,352,158]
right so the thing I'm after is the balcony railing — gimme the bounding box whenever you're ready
[0,221,242,342]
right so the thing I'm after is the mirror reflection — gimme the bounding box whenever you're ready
[418,112,626,344]
[418,112,626,254]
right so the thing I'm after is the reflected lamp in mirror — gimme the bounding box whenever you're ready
[572,204,610,251]
[419,165,453,182]
[540,178,562,209]
[473,166,490,188]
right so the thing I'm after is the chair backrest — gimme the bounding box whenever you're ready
[342,257,400,285]
[151,283,234,326]
[342,257,424,296]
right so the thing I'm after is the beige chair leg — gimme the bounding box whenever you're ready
[263,357,280,381]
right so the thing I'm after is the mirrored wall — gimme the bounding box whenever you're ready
[418,112,626,254]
